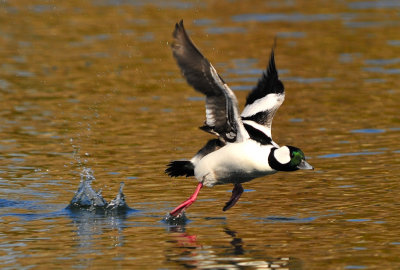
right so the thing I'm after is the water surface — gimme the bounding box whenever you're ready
[0,0,400,269]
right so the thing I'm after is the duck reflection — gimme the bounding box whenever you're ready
[223,227,244,256]
[166,224,302,269]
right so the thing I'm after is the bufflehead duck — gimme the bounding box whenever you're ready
[166,20,313,217]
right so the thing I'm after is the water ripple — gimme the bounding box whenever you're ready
[283,76,335,83]
[363,67,400,74]
[232,13,336,23]
[193,19,216,26]
[364,58,400,65]
[261,215,317,223]
[276,31,306,38]
[206,27,246,34]
[350,128,385,133]
[346,219,371,222]
[387,40,400,46]
[318,151,384,159]
[345,265,367,270]
[348,0,400,9]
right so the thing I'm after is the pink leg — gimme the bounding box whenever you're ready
[223,183,244,211]
[170,183,203,217]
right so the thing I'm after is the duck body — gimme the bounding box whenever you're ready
[195,140,276,187]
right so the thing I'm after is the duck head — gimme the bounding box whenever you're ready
[269,145,313,171]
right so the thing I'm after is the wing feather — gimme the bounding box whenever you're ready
[241,49,285,138]
[172,20,248,142]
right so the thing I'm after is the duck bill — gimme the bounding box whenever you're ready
[297,160,314,170]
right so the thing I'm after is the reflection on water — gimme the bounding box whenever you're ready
[0,0,400,269]
[67,207,128,251]
[166,225,302,269]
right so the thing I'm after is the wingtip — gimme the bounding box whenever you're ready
[267,40,278,77]
[176,19,184,31]
[173,19,186,38]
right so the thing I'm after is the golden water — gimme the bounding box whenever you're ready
[0,0,399,269]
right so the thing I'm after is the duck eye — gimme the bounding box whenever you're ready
[290,150,303,165]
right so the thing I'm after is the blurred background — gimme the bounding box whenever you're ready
[0,0,399,269]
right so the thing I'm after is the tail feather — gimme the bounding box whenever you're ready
[165,160,194,177]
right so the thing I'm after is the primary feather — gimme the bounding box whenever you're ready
[171,20,248,143]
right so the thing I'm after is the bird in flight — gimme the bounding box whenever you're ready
[166,20,313,217]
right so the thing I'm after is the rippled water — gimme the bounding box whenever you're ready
[0,0,399,269]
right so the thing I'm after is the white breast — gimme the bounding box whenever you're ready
[194,140,276,187]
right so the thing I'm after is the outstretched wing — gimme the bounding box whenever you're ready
[172,20,248,143]
[241,49,285,139]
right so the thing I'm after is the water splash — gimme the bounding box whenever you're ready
[107,182,127,210]
[163,212,188,225]
[68,168,107,208]
[67,168,130,213]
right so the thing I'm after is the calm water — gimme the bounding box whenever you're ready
[1,0,400,269]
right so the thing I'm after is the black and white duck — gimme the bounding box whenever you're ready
[166,20,313,217]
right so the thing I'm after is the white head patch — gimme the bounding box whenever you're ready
[274,146,291,164]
